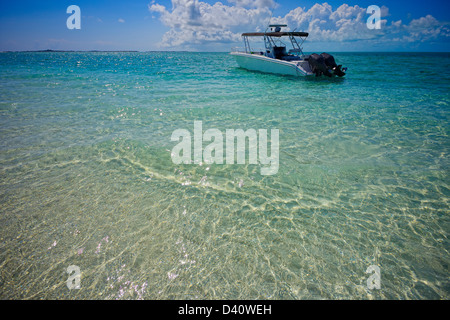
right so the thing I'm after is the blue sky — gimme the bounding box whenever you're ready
[0,0,449,51]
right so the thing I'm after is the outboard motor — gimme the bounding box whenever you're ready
[321,53,346,77]
[308,53,332,77]
[272,46,287,60]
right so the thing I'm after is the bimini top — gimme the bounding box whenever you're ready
[242,31,309,37]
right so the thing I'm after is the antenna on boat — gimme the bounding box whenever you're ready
[265,10,273,32]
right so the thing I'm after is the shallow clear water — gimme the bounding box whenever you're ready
[0,52,448,299]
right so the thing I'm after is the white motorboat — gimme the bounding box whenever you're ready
[230,24,346,78]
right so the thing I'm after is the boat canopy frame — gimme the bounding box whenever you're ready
[241,24,309,57]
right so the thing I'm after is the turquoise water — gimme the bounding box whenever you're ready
[0,52,448,299]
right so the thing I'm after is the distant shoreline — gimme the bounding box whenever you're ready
[0,50,192,53]
[1,50,449,53]
[0,50,140,53]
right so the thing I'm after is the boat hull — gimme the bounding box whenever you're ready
[230,52,313,77]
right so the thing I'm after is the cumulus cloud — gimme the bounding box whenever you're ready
[148,0,273,48]
[227,0,277,9]
[149,1,450,49]
[270,3,388,42]
[389,14,450,43]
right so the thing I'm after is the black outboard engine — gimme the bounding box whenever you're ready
[308,53,332,77]
[321,52,346,77]
[307,53,346,77]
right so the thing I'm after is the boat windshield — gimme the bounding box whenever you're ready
[240,27,308,60]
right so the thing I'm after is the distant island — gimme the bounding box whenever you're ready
[0,50,196,53]
[8,49,139,53]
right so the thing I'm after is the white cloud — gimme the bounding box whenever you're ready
[118,18,125,23]
[409,14,440,29]
[148,0,273,48]
[227,0,277,9]
[384,14,450,44]
[274,3,385,42]
[149,1,450,49]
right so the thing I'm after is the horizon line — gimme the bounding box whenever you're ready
[1,50,450,54]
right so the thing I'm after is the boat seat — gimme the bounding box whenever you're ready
[272,46,287,59]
